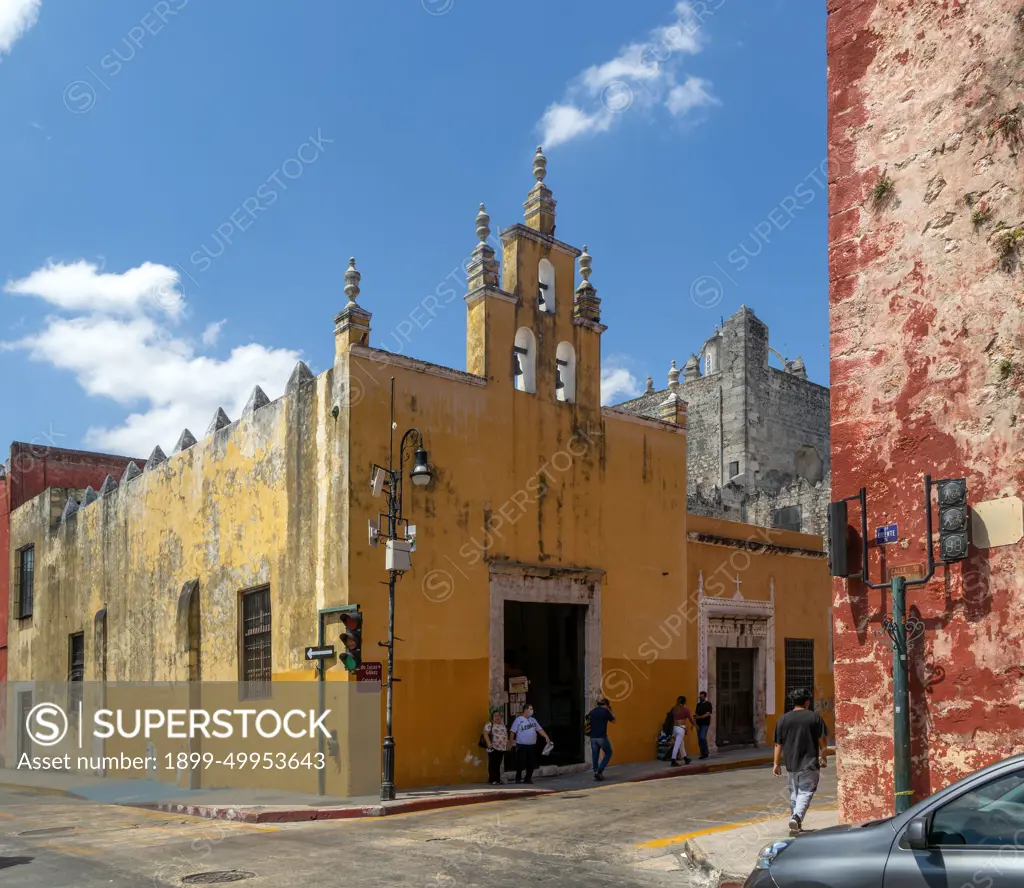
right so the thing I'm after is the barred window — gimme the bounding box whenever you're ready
[68,632,85,717]
[241,587,272,699]
[784,638,815,712]
[773,506,802,533]
[17,546,35,619]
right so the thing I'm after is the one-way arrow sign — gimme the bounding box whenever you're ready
[305,645,336,660]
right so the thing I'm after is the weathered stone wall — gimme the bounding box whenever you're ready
[678,375,722,488]
[828,0,1024,821]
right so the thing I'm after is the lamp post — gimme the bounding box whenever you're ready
[370,378,432,802]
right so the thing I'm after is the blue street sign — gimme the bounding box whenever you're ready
[876,523,899,544]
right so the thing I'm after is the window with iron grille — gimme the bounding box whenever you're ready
[68,632,85,718]
[241,587,272,699]
[17,546,35,619]
[772,506,802,532]
[784,638,814,712]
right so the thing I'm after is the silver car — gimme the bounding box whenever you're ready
[744,753,1024,887]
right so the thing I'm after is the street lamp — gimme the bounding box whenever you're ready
[369,377,432,802]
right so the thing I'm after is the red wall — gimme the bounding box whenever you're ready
[828,0,1024,821]
[2,443,142,683]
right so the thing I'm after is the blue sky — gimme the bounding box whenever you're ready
[0,0,827,458]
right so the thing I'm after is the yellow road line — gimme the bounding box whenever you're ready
[637,805,839,849]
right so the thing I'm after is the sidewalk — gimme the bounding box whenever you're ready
[0,745,834,824]
[684,806,840,887]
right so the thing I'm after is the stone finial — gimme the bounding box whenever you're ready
[789,356,807,379]
[243,385,270,417]
[684,353,701,382]
[173,429,197,454]
[533,146,547,183]
[667,360,681,387]
[579,244,592,283]
[645,375,654,394]
[476,203,491,243]
[99,474,118,496]
[121,461,142,483]
[206,407,232,436]
[524,147,556,235]
[658,391,688,427]
[344,257,361,309]
[61,495,79,522]
[286,361,314,395]
[82,485,98,506]
[144,446,167,471]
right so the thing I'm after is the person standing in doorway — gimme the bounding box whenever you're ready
[510,703,550,784]
[670,695,695,766]
[483,708,508,786]
[773,687,829,836]
[694,691,713,759]
[586,697,615,781]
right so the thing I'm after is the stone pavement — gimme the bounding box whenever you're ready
[0,744,832,823]
[684,806,840,886]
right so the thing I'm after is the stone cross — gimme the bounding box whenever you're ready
[733,575,742,597]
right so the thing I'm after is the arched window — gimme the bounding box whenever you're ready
[537,259,555,313]
[555,342,576,403]
[513,327,537,393]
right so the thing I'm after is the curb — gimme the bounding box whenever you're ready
[138,787,557,824]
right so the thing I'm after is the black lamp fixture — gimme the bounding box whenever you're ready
[410,446,432,487]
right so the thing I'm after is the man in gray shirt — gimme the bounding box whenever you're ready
[773,687,828,836]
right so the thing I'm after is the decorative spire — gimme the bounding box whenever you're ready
[82,485,98,506]
[476,203,490,243]
[173,429,197,454]
[668,360,681,387]
[61,495,79,522]
[524,146,556,235]
[645,375,654,393]
[243,385,270,417]
[467,203,500,292]
[144,446,167,471]
[205,407,232,437]
[285,360,314,395]
[121,461,142,483]
[658,390,688,427]
[99,474,118,496]
[684,353,701,382]
[573,244,603,327]
[343,257,361,309]
[335,256,372,347]
[533,146,547,183]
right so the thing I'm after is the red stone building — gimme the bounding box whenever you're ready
[1,442,142,685]
[828,0,1024,820]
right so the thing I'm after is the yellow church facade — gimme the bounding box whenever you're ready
[6,149,832,795]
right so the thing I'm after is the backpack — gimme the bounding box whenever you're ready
[584,712,591,737]
[662,709,674,736]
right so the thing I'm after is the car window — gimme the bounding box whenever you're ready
[930,770,1024,847]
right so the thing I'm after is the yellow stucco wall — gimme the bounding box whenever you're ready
[6,197,832,793]
[686,513,835,745]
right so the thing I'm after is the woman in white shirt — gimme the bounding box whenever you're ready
[509,703,551,784]
[483,709,508,785]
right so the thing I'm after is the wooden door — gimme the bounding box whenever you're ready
[716,648,756,746]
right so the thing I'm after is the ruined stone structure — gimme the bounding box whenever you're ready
[829,0,1024,821]
[616,306,832,539]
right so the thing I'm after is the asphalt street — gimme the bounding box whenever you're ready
[0,764,838,887]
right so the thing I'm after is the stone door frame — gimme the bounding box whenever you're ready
[696,573,775,749]
[488,561,603,767]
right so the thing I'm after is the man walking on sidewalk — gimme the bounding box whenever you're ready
[586,697,615,780]
[773,687,828,836]
[694,691,712,759]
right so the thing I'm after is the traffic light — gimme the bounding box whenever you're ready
[937,478,970,562]
[339,612,362,672]
[827,501,850,577]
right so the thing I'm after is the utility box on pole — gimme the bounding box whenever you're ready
[385,539,412,573]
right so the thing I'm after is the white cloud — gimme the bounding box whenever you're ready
[601,366,641,405]
[5,260,185,320]
[0,0,41,58]
[538,2,718,149]
[3,260,302,455]
[202,319,226,346]
[666,76,717,115]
